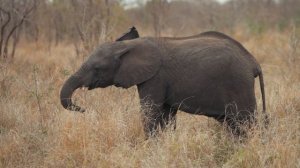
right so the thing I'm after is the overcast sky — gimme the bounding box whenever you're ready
[123,0,230,7]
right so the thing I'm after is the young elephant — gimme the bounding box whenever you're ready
[60,29,266,137]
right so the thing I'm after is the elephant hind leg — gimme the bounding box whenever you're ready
[221,103,256,137]
[224,112,256,137]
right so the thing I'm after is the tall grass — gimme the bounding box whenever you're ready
[0,28,299,167]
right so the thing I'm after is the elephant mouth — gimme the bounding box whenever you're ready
[88,85,96,90]
[87,83,98,90]
[87,80,110,90]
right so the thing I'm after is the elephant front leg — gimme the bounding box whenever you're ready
[160,104,177,131]
[140,102,162,137]
[137,76,168,138]
[141,103,178,138]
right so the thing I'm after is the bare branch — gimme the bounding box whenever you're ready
[75,23,85,42]
[3,0,36,58]
[0,7,11,57]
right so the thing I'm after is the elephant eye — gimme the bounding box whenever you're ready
[94,66,108,71]
[94,67,102,71]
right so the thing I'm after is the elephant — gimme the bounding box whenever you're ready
[60,28,266,137]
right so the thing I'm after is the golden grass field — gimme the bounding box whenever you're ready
[0,28,299,167]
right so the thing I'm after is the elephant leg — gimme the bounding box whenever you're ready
[224,116,253,138]
[223,99,256,137]
[141,102,162,137]
[137,77,167,138]
[141,103,177,137]
[160,104,177,131]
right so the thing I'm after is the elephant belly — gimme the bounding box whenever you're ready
[166,85,227,117]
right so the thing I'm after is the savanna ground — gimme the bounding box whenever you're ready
[0,27,299,167]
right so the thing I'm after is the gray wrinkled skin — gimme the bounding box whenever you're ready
[60,30,266,137]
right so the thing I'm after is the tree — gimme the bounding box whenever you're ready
[0,0,36,58]
[146,0,169,37]
[0,0,36,59]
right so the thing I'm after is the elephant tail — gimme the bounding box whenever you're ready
[258,71,269,126]
[258,72,266,113]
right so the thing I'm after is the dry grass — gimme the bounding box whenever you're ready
[0,28,299,168]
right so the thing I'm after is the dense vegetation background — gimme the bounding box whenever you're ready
[0,0,299,167]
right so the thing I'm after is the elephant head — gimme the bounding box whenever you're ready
[60,39,161,112]
[115,26,139,41]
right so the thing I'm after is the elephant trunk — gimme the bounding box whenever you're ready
[60,74,85,112]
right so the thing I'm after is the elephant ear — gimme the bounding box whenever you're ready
[115,26,140,41]
[114,40,161,88]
